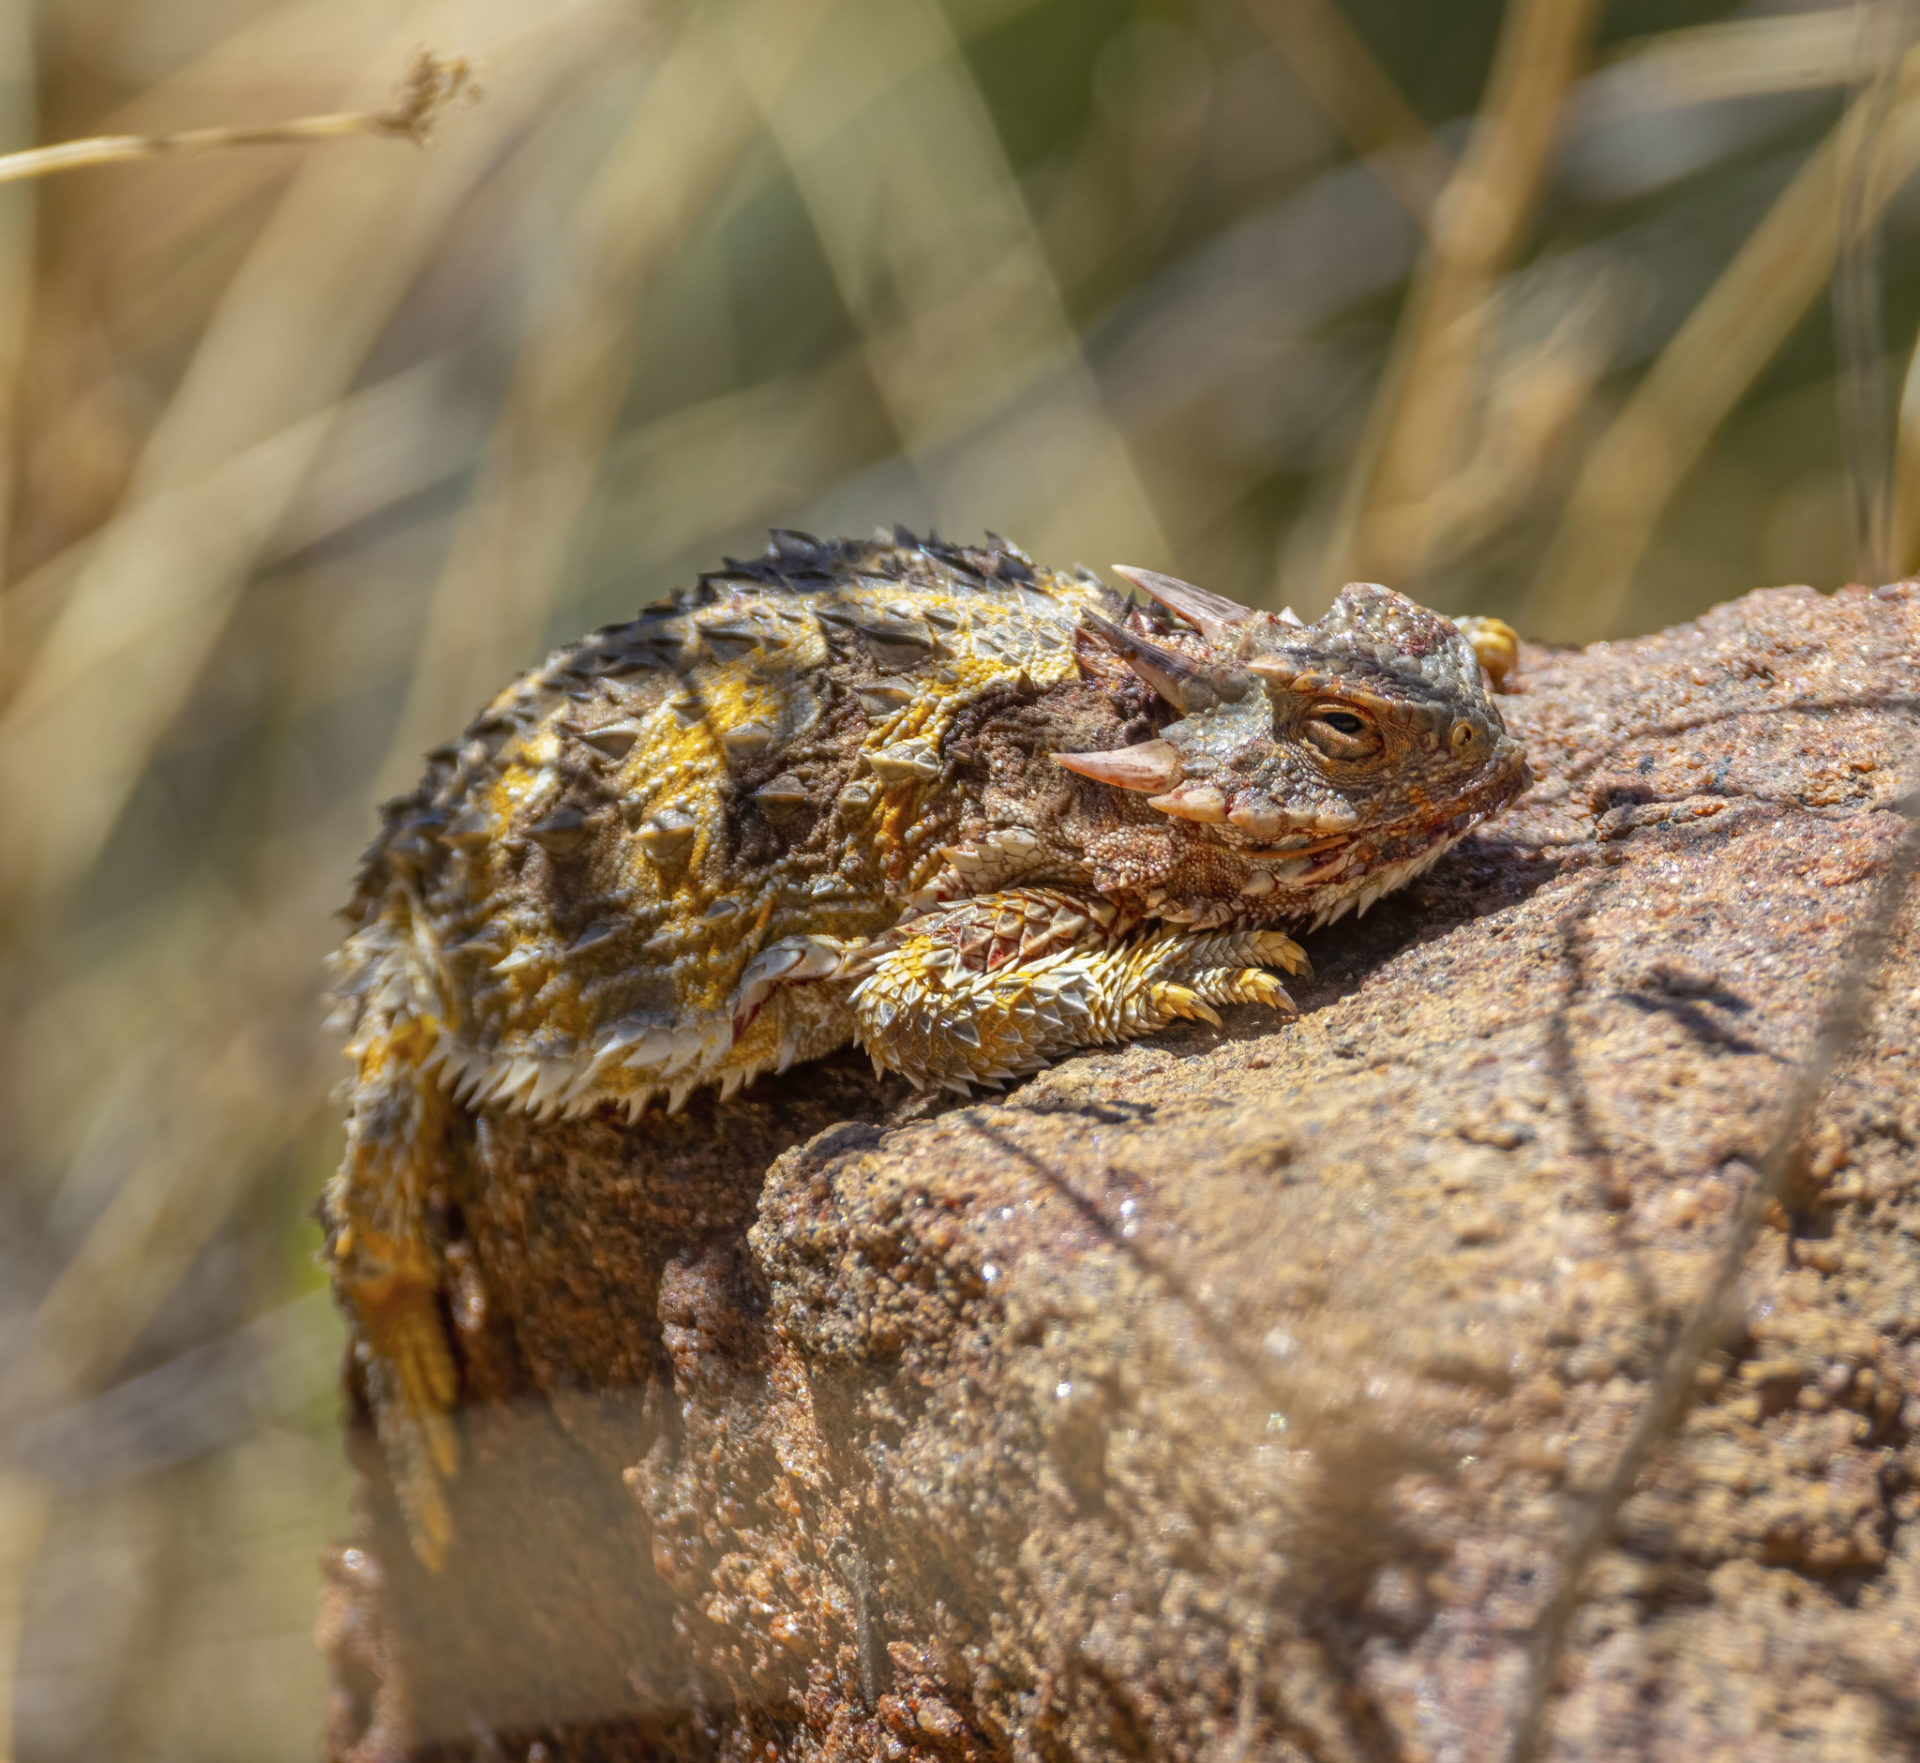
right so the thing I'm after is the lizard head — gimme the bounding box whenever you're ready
[1056,569,1530,925]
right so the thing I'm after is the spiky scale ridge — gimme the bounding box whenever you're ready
[326,531,1529,1565]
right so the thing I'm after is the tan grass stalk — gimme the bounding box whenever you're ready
[1524,45,1920,642]
[585,353,887,588]
[6,1021,306,1421]
[375,0,839,795]
[0,358,456,720]
[0,1471,52,1763]
[0,5,613,922]
[0,3,36,644]
[1239,0,1450,221]
[0,796,378,1457]
[1359,286,1615,578]
[1832,1,1913,588]
[1318,0,1603,599]
[1892,315,1920,573]
[1594,10,1870,112]
[0,50,478,188]
[744,0,1169,577]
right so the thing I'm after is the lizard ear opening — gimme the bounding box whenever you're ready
[1111,565,1259,644]
[1053,740,1184,793]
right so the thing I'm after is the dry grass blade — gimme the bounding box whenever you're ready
[1238,0,1450,221]
[0,2,34,651]
[1592,9,1870,110]
[0,1471,52,1763]
[0,50,478,187]
[1319,0,1603,598]
[585,353,885,591]
[5,1017,309,1425]
[1525,43,1920,642]
[377,0,836,792]
[1833,2,1912,587]
[1505,792,1920,1763]
[1894,315,1920,573]
[0,4,613,925]
[1359,283,1615,580]
[745,0,1167,573]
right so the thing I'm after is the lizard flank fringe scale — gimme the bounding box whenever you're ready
[327,530,1530,1565]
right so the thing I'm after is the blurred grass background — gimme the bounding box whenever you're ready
[1,0,1916,1755]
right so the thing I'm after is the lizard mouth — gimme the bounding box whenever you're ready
[1240,749,1532,865]
[1246,749,1532,928]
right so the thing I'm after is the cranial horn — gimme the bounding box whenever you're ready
[1245,655,1296,687]
[1084,611,1249,715]
[1053,739,1184,793]
[1112,565,1257,644]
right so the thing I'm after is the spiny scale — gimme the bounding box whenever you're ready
[333,531,1109,1125]
[325,529,1530,1567]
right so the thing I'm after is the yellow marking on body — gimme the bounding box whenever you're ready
[877,793,916,854]
[376,551,1118,1091]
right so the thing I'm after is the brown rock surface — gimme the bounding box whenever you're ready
[322,583,1920,1763]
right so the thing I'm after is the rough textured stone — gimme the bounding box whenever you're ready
[322,583,1920,1763]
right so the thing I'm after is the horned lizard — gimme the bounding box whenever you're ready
[327,530,1529,1564]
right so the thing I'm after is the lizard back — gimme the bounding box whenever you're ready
[334,531,1119,1119]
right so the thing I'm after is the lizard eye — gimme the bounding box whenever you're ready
[1303,703,1382,762]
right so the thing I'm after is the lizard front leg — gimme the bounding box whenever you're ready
[848,888,1309,1091]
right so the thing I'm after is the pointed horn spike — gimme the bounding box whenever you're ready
[1147,783,1228,824]
[1082,611,1249,714]
[1053,739,1185,793]
[1112,565,1257,641]
[1246,655,1297,687]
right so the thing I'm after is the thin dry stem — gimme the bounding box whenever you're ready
[1894,321,1920,573]
[375,0,835,795]
[1360,284,1615,576]
[1525,44,1920,641]
[0,19,596,924]
[1833,1,1913,588]
[1318,0,1603,598]
[0,1,34,648]
[0,1472,53,1763]
[1239,0,1450,222]
[1595,10,1871,110]
[0,50,478,188]
[744,0,1169,574]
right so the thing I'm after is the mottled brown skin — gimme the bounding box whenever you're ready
[326,530,1527,1564]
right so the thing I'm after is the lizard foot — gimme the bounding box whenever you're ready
[850,890,1307,1090]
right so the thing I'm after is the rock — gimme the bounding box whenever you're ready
[322,583,1920,1763]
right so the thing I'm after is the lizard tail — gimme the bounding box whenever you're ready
[328,1014,462,1570]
